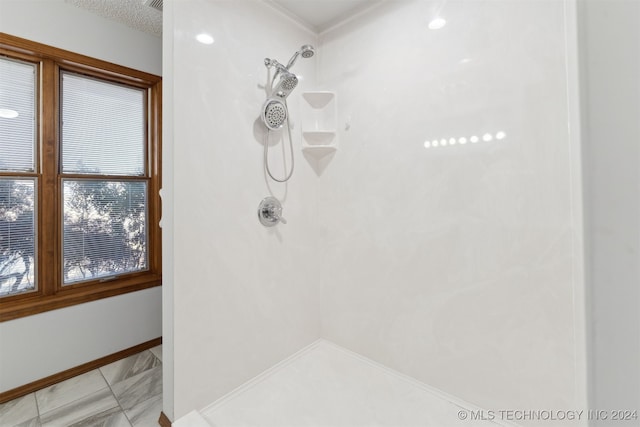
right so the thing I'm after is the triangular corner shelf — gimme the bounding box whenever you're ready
[302,91,335,109]
[302,145,337,158]
[302,131,336,145]
[302,145,337,176]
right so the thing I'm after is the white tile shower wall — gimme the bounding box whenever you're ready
[317,0,585,421]
[170,0,320,418]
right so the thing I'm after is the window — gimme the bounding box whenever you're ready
[0,33,161,321]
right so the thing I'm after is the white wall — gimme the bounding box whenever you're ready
[0,0,161,75]
[317,0,587,418]
[0,288,161,391]
[0,0,162,393]
[168,0,319,418]
[577,0,640,419]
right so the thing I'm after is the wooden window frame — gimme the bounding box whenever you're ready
[0,33,162,322]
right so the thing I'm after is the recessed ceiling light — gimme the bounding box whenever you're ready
[428,17,447,30]
[196,33,214,45]
[0,108,19,119]
[496,131,506,140]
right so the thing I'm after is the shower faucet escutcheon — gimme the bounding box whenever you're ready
[258,197,286,227]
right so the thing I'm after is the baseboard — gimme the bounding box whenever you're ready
[0,337,162,403]
[159,411,172,426]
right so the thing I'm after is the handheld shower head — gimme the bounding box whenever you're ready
[285,44,315,70]
[272,71,298,98]
[262,98,287,130]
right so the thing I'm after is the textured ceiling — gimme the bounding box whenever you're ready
[66,0,162,37]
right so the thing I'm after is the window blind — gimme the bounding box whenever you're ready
[61,72,145,176]
[0,178,36,296]
[0,57,36,172]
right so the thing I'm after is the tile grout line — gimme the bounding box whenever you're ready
[36,383,116,426]
[125,354,164,426]
[35,372,109,423]
[100,349,164,427]
[97,366,134,427]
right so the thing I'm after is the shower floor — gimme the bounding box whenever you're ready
[181,340,507,427]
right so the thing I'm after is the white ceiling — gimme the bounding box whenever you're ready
[67,0,378,37]
[269,0,377,32]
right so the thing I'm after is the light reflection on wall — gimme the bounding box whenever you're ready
[423,131,506,148]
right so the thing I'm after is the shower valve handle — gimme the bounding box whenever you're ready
[266,205,286,224]
[258,197,286,227]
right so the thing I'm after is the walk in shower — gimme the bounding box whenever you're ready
[162,0,639,425]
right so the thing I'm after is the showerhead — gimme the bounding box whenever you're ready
[261,44,313,132]
[285,44,315,70]
[272,71,298,98]
[300,45,315,59]
[262,98,287,130]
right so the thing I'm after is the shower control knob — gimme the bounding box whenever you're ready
[258,196,286,227]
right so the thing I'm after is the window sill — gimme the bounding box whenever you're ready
[0,275,161,322]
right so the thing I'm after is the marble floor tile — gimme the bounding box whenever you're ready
[149,345,162,362]
[14,416,41,427]
[39,388,119,427]
[2,347,163,427]
[125,393,162,427]
[0,393,38,426]
[36,370,108,414]
[110,365,162,412]
[67,408,131,427]
[100,350,160,386]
